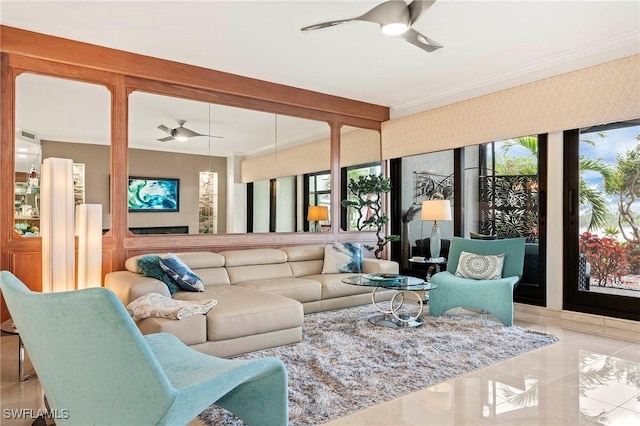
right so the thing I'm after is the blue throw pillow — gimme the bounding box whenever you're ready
[321,242,363,274]
[159,253,205,292]
[136,255,181,294]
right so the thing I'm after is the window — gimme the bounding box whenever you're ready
[564,120,640,320]
[341,163,382,231]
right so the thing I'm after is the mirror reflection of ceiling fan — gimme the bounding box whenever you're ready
[301,0,442,53]
[157,120,223,142]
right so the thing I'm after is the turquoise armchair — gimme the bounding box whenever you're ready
[429,237,526,326]
[0,271,288,425]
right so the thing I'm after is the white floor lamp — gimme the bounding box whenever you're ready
[76,204,103,289]
[41,157,75,293]
[421,199,452,260]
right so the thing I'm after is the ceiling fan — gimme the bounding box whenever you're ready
[301,0,442,53]
[157,120,223,142]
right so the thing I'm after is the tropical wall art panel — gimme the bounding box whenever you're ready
[128,176,179,212]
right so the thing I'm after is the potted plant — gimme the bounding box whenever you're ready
[341,174,399,259]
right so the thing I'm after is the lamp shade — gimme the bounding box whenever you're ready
[307,205,329,221]
[76,204,103,289]
[421,200,452,221]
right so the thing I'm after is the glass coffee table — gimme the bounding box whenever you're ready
[342,274,437,328]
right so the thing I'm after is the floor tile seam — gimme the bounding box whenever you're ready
[403,391,456,416]
[590,393,640,414]
[610,343,640,356]
[542,369,581,388]
[608,404,640,416]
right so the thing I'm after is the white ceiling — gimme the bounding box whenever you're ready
[3,0,640,157]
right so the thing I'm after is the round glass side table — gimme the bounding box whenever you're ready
[408,257,447,280]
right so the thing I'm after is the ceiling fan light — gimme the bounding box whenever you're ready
[174,135,189,142]
[381,22,409,36]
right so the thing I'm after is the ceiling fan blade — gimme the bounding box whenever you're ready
[157,136,174,142]
[178,127,203,138]
[301,18,353,31]
[408,0,437,25]
[401,28,443,52]
[358,0,409,26]
[157,124,172,134]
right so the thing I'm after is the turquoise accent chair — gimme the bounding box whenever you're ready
[0,271,288,425]
[429,237,526,326]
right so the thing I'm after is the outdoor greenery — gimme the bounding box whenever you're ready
[496,133,639,290]
[604,143,640,242]
[495,136,614,231]
[580,232,629,286]
[341,174,399,259]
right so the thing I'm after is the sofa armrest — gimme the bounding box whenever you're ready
[362,259,399,274]
[104,271,171,305]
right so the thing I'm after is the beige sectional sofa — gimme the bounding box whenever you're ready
[105,245,398,357]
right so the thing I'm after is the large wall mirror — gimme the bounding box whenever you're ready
[14,73,111,237]
[339,126,382,232]
[128,91,330,234]
[243,114,331,233]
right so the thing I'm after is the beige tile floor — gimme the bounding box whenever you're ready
[1,312,638,426]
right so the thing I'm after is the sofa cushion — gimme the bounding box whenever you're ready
[226,263,293,284]
[321,243,362,274]
[221,248,287,267]
[455,251,505,280]
[280,245,324,262]
[136,314,207,346]
[235,278,322,303]
[303,273,373,299]
[174,286,303,342]
[281,245,324,277]
[173,251,226,269]
[159,254,205,292]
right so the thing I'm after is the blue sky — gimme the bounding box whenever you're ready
[581,125,640,190]
[580,124,640,220]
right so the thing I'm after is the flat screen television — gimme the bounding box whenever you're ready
[128,176,179,212]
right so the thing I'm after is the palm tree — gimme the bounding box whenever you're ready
[498,137,612,230]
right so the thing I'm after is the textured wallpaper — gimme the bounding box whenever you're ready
[381,54,640,159]
[241,127,382,182]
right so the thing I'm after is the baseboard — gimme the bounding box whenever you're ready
[514,303,640,343]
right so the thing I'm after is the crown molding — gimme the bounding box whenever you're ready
[391,31,640,119]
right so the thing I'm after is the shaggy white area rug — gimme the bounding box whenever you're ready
[199,305,559,425]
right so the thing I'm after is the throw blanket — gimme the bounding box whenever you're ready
[127,293,217,321]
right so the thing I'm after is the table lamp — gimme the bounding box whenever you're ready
[308,205,328,232]
[421,199,452,260]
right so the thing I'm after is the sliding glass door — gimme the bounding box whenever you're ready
[563,120,640,320]
[463,135,547,306]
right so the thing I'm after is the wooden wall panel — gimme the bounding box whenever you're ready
[0,24,388,319]
[1,26,388,123]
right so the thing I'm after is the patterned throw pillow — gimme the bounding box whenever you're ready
[321,243,363,274]
[159,253,205,292]
[136,255,181,294]
[455,251,505,280]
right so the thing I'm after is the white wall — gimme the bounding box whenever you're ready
[546,132,564,310]
[253,180,270,232]
[227,155,247,233]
